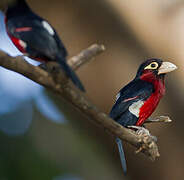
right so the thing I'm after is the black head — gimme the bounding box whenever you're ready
[7,0,28,8]
[136,58,163,78]
[6,0,30,18]
[135,58,177,81]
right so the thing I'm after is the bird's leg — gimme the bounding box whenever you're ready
[128,125,150,136]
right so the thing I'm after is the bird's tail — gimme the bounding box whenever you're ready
[116,137,127,175]
[58,60,85,92]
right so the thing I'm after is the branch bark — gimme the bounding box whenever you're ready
[0,44,161,160]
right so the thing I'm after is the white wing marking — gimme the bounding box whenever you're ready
[128,100,144,117]
[19,40,27,49]
[42,21,55,35]
[116,92,120,101]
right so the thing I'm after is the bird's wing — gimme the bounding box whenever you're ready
[6,14,67,60]
[109,79,153,120]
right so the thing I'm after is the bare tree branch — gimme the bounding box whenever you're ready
[0,44,162,160]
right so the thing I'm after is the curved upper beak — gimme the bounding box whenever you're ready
[158,61,177,75]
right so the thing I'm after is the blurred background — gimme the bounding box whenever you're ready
[0,0,183,179]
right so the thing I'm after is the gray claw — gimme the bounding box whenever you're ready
[128,125,150,136]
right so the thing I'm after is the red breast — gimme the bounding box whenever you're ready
[136,72,165,126]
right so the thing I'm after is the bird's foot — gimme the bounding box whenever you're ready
[22,53,29,56]
[128,125,157,142]
[128,125,150,135]
[39,63,47,70]
[38,62,61,74]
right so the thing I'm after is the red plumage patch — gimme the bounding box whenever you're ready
[15,27,32,32]
[136,72,165,126]
[8,34,26,53]
[123,96,139,102]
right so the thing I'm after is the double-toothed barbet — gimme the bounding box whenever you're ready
[5,0,85,91]
[110,58,177,174]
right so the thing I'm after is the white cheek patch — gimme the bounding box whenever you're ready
[19,40,27,49]
[128,100,144,117]
[116,93,120,101]
[42,21,55,35]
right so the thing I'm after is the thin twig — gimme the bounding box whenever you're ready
[68,44,105,70]
[0,44,161,160]
[145,116,172,124]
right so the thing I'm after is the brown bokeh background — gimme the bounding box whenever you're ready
[1,0,184,180]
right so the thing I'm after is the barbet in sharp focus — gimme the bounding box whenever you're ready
[110,58,177,174]
[4,0,85,91]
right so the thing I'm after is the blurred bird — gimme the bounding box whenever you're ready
[4,0,85,91]
[110,58,177,174]
[0,11,66,136]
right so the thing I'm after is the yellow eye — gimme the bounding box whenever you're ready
[144,62,158,70]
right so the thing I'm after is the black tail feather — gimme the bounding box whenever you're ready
[116,138,127,175]
[58,60,85,92]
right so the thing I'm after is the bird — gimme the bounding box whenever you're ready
[109,58,177,174]
[4,0,85,91]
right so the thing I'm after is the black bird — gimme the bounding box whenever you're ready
[5,0,85,91]
[110,59,177,174]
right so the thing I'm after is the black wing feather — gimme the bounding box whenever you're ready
[110,79,153,124]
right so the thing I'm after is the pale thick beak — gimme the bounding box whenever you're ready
[158,62,177,75]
